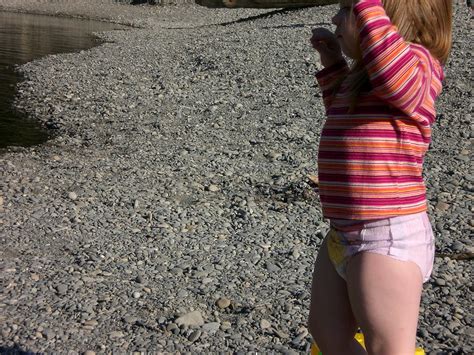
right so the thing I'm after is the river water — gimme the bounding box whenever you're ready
[0,11,124,149]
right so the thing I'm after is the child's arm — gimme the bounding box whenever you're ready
[315,60,349,111]
[310,28,349,110]
[354,0,441,124]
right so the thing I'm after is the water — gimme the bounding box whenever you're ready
[0,11,124,149]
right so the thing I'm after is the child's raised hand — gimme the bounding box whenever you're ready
[310,28,344,68]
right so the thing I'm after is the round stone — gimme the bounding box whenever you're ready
[216,297,231,309]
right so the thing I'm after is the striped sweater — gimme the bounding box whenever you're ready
[315,0,445,220]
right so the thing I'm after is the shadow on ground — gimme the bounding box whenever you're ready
[0,345,37,355]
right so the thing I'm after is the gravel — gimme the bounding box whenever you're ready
[0,0,472,353]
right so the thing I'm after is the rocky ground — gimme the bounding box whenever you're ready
[0,0,473,354]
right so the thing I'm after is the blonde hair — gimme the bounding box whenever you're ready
[338,0,453,111]
[383,0,452,64]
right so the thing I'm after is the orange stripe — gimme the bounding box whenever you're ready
[320,142,426,153]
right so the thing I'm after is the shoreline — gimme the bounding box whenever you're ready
[0,8,145,29]
[1,1,473,353]
[0,11,132,150]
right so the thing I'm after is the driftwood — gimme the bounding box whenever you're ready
[195,0,338,8]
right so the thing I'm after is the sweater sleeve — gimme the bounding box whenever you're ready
[315,59,349,111]
[353,0,437,123]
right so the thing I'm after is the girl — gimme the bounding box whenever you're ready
[308,0,452,353]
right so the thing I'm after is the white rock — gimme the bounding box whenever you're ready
[175,311,204,327]
[208,184,220,192]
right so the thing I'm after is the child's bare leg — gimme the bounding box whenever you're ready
[346,252,423,355]
[308,238,367,354]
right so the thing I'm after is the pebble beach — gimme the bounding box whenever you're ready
[0,0,473,353]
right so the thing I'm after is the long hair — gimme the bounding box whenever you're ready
[383,0,452,64]
[337,0,453,111]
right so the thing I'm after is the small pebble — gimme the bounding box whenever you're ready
[207,184,220,192]
[56,284,68,295]
[221,321,232,331]
[260,319,271,329]
[109,331,124,339]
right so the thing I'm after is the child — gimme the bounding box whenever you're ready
[308,0,452,353]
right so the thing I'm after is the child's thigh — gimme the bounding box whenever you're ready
[308,238,357,338]
[346,252,423,353]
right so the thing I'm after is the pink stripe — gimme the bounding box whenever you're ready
[320,194,426,206]
[371,59,415,92]
[319,174,424,184]
[327,106,389,115]
[418,106,435,125]
[319,151,423,163]
[360,18,390,39]
[364,35,403,64]
[388,73,418,102]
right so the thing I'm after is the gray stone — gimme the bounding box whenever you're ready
[123,316,137,324]
[266,262,280,273]
[188,330,201,342]
[221,321,232,331]
[202,322,220,334]
[260,319,271,329]
[56,284,68,295]
[109,331,124,339]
